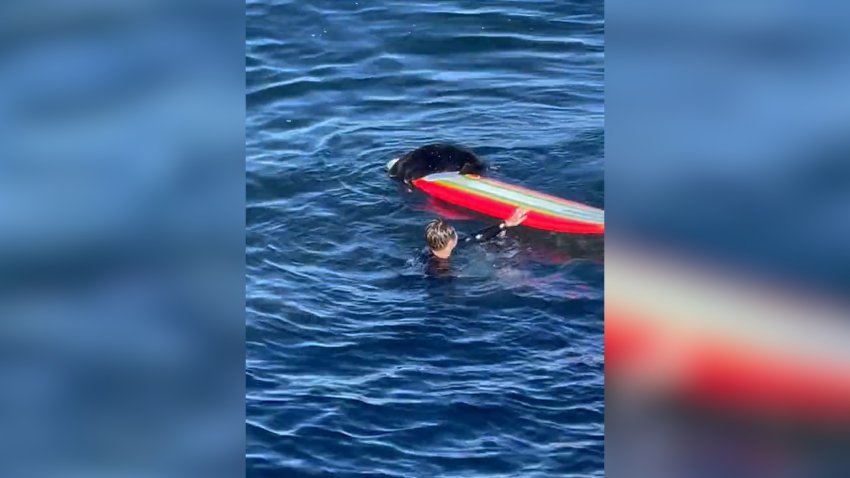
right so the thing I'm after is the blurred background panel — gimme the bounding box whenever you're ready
[608,0,850,477]
[0,1,244,477]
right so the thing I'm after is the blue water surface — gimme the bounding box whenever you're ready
[246,1,604,476]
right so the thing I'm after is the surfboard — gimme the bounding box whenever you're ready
[411,172,604,234]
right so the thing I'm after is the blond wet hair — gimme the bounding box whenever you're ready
[425,218,457,251]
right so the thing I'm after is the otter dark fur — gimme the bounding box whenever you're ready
[388,144,487,184]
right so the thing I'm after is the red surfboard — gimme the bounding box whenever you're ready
[412,172,604,234]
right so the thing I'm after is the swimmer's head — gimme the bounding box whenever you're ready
[425,218,458,257]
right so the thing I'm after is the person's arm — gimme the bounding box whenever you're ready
[461,208,530,244]
[464,222,507,243]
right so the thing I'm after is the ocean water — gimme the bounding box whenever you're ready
[246,1,604,476]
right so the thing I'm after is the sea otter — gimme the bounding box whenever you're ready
[386,143,486,185]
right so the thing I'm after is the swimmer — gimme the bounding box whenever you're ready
[420,208,529,275]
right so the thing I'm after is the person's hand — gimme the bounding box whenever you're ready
[504,208,529,228]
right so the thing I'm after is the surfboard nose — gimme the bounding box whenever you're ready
[386,157,399,171]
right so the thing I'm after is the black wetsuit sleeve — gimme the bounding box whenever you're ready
[462,222,505,244]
